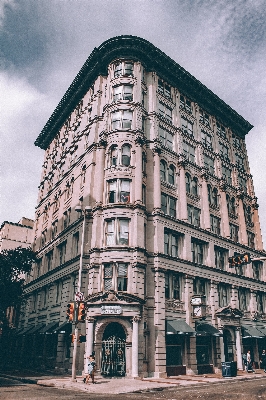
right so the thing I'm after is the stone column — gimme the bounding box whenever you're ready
[252,197,264,251]
[184,275,197,375]
[235,327,243,370]
[237,191,248,246]
[219,180,230,238]
[201,170,210,230]
[94,144,106,206]
[219,328,225,362]
[177,155,188,221]
[84,317,94,373]
[132,315,141,378]
[209,280,219,326]
[134,135,145,204]
[153,144,161,212]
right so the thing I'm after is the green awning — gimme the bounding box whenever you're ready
[28,324,45,334]
[196,323,222,337]
[39,321,59,334]
[54,321,72,334]
[166,320,196,335]
[242,325,265,339]
[17,326,34,335]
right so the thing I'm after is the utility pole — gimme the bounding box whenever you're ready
[71,205,91,381]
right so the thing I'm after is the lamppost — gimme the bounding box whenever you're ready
[72,205,91,381]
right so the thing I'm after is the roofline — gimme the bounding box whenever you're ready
[35,35,253,150]
[0,221,34,230]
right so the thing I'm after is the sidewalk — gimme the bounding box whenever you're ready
[1,369,266,394]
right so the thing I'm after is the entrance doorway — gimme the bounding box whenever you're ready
[101,322,126,376]
[223,329,234,362]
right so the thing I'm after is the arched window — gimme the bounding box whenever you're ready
[121,144,131,166]
[160,160,167,181]
[185,173,191,193]
[110,145,118,166]
[191,177,198,196]
[168,165,175,185]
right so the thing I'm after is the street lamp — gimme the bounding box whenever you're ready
[72,205,91,381]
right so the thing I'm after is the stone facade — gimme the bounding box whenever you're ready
[18,36,266,376]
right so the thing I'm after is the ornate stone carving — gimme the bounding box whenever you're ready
[132,315,141,323]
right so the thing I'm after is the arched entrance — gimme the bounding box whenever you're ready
[101,322,126,376]
[223,329,234,362]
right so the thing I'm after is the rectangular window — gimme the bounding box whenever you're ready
[106,219,129,246]
[183,142,195,163]
[161,193,176,218]
[201,130,212,150]
[51,220,58,240]
[238,288,248,311]
[108,179,130,203]
[159,126,174,150]
[187,204,200,227]
[180,95,192,113]
[113,85,133,101]
[238,176,247,194]
[233,136,242,150]
[103,263,128,292]
[111,110,132,130]
[257,292,264,313]
[222,165,232,185]
[114,62,133,77]
[57,241,66,265]
[229,223,239,242]
[191,241,204,264]
[158,101,172,124]
[235,153,244,169]
[217,122,226,139]
[204,154,215,174]
[165,272,181,300]
[158,79,171,99]
[41,230,47,247]
[219,142,229,161]
[164,229,179,257]
[247,231,255,249]
[210,214,221,235]
[193,278,206,295]
[218,284,228,307]
[46,250,53,272]
[181,116,193,136]
[199,109,210,127]
[252,261,262,280]
[117,263,128,291]
[215,247,227,270]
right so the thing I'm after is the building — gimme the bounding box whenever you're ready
[0,218,34,328]
[18,36,266,376]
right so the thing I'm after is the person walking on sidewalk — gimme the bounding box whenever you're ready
[84,355,96,384]
[246,350,255,373]
[260,349,266,372]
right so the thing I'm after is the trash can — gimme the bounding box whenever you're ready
[222,361,237,377]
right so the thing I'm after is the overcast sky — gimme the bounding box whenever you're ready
[1,0,266,247]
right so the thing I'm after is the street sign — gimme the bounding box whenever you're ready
[75,292,84,302]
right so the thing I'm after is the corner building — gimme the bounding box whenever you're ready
[20,36,266,377]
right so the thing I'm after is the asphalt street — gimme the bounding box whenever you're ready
[0,376,266,400]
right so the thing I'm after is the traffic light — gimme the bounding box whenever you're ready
[66,302,74,321]
[77,302,86,322]
[78,335,86,343]
[229,253,251,268]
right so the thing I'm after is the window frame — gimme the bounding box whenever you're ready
[105,218,129,246]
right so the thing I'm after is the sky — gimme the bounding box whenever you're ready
[0,0,266,247]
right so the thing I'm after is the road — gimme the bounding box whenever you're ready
[0,376,266,399]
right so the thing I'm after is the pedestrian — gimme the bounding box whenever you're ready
[246,350,255,373]
[84,355,96,384]
[260,349,266,373]
[242,353,247,371]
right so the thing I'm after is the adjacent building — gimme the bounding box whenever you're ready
[18,36,266,376]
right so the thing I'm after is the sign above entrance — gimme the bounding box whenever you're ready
[101,306,122,315]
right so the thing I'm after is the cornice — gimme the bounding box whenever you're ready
[35,35,253,150]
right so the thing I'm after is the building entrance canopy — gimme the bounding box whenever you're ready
[196,323,222,337]
[166,319,196,335]
[242,325,266,339]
